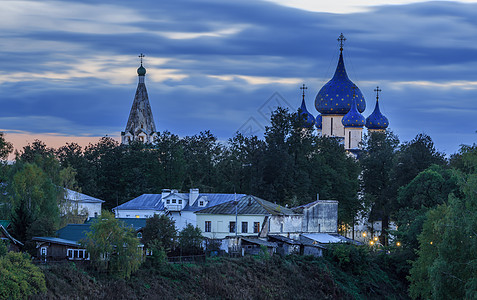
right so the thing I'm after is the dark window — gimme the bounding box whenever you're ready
[137,232,143,239]
[229,222,236,233]
[166,199,170,204]
[172,199,176,204]
[199,201,204,206]
[205,221,211,232]
[253,222,260,233]
[179,199,182,204]
[242,222,248,233]
[331,118,334,136]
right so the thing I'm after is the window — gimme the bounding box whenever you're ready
[199,201,204,206]
[137,232,143,239]
[94,212,98,218]
[229,221,236,233]
[179,199,182,204]
[253,222,260,233]
[67,248,88,260]
[172,199,176,204]
[41,247,47,256]
[135,215,140,218]
[139,136,144,142]
[166,199,170,204]
[242,222,248,233]
[280,223,284,233]
[331,118,334,136]
[205,221,211,232]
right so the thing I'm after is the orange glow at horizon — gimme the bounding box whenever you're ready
[2,131,120,160]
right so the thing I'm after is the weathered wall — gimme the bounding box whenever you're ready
[302,200,338,233]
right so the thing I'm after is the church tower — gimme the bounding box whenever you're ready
[315,34,366,142]
[121,54,158,145]
[366,87,389,133]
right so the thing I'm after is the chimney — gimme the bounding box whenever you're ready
[317,193,320,201]
[189,188,199,206]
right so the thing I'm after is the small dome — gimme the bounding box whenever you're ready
[298,99,315,128]
[137,64,146,76]
[342,97,365,128]
[366,98,389,130]
[315,114,322,130]
[315,51,366,115]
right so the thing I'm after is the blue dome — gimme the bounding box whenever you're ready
[315,51,366,115]
[315,114,322,130]
[366,98,389,130]
[298,99,315,128]
[342,97,365,127]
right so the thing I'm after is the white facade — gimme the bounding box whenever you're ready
[197,214,265,239]
[61,189,104,219]
[321,115,345,138]
[344,127,363,150]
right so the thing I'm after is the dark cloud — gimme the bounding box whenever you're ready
[0,0,476,154]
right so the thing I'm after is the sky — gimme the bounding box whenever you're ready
[0,0,476,156]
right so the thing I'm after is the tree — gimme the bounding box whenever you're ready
[141,214,177,252]
[10,163,60,249]
[409,144,477,299]
[81,211,142,278]
[0,132,13,161]
[0,252,46,298]
[360,131,399,244]
[178,224,203,255]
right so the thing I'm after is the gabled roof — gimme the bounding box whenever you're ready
[0,224,23,246]
[113,193,246,212]
[195,195,297,216]
[64,188,104,203]
[292,199,338,212]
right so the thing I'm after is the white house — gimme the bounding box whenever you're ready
[112,189,246,230]
[61,188,104,219]
[195,195,338,240]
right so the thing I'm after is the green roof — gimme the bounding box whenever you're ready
[0,220,10,228]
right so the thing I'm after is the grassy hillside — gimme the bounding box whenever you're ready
[33,252,409,299]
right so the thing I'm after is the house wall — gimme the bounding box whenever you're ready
[114,209,158,219]
[302,200,338,233]
[269,215,303,235]
[197,214,266,239]
[169,211,197,230]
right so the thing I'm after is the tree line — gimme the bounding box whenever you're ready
[0,107,476,298]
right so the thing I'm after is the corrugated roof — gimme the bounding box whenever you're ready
[113,193,246,212]
[65,188,104,203]
[195,195,296,216]
[241,238,277,248]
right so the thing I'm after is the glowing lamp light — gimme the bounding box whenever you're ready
[396,242,401,247]
[369,241,374,246]
[373,236,378,241]
[362,232,367,237]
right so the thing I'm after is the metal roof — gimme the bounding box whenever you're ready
[57,224,91,242]
[113,193,246,212]
[32,237,79,247]
[65,188,104,203]
[241,238,277,248]
[195,195,297,216]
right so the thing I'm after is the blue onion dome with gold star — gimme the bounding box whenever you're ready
[342,93,365,127]
[297,84,315,128]
[315,114,322,130]
[315,34,366,115]
[366,87,389,130]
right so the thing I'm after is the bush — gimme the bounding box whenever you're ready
[0,252,46,299]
